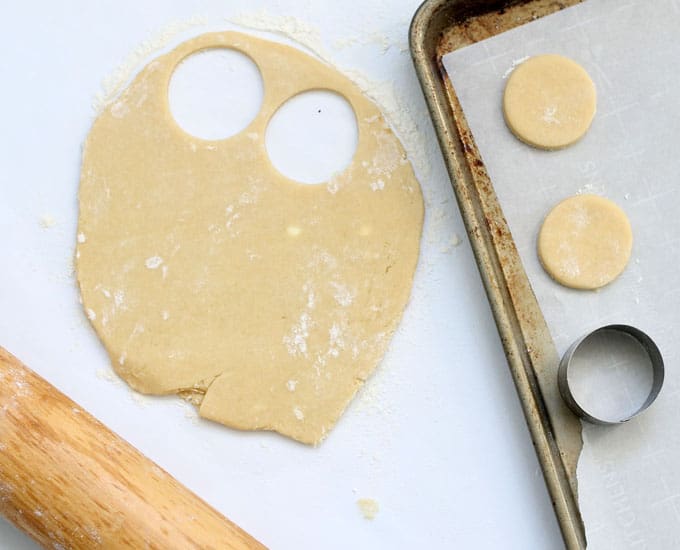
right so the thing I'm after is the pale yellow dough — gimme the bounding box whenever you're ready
[503,54,596,150]
[77,32,424,445]
[538,195,632,290]
[357,498,379,520]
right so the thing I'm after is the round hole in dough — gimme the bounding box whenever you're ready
[503,54,596,150]
[265,90,358,185]
[538,195,632,290]
[168,48,264,140]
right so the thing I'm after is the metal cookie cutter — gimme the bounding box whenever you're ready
[558,324,664,424]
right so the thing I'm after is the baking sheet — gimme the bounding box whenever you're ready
[443,0,680,547]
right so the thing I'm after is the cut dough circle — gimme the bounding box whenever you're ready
[538,195,632,290]
[503,54,596,150]
[76,32,424,446]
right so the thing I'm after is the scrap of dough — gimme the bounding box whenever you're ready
[538,195,632,290]
[76,32,424,445]
[357,498,379,520]
[503,54,596,149]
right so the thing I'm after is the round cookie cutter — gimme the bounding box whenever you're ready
[558,324,664,424]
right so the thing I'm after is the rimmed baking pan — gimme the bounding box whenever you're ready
[410,1,585,548]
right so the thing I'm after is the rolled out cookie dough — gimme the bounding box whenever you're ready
[538,195,632,290]
[76,32,424,445]
[503,54,596,150]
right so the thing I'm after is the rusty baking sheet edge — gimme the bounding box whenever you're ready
[409,1,586,548]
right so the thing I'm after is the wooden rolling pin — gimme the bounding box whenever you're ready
[0,346,266,549]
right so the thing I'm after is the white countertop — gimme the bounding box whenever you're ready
[0,1,562,548]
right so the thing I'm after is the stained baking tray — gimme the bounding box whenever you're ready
[409,1,586,548]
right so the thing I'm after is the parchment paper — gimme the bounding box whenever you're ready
[443,1,680,547]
